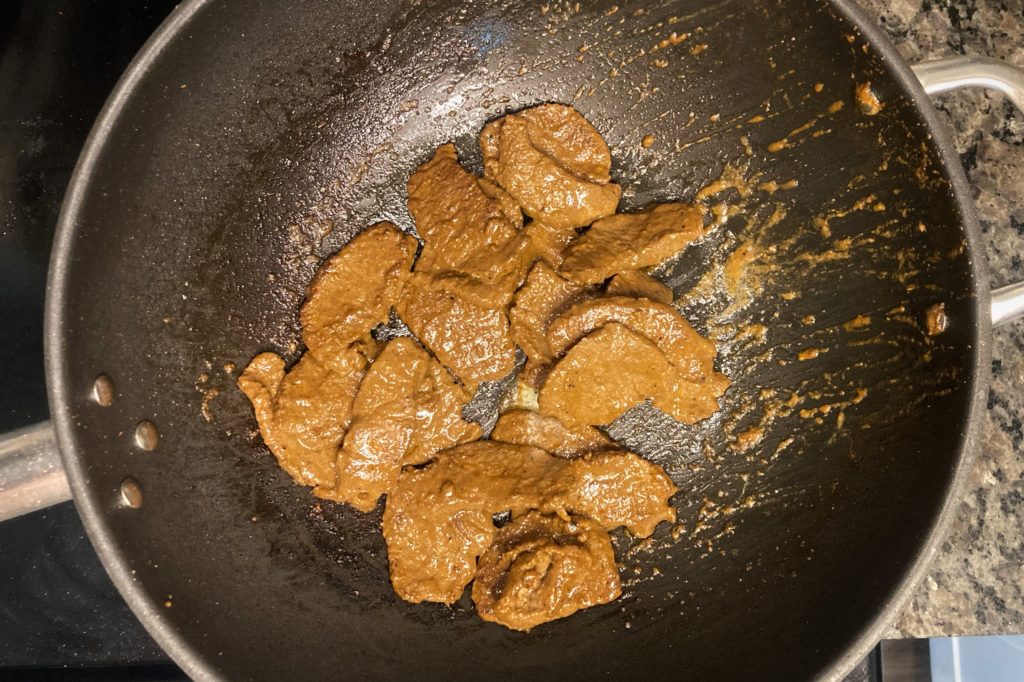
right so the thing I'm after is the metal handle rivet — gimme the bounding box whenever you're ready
[134,420,159,451]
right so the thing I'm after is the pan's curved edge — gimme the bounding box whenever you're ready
[818,2,989,680]
[44,1,990,680]
[43,1,221,680]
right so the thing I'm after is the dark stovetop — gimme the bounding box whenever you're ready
[0,3,882,680]
[0,1,183,677]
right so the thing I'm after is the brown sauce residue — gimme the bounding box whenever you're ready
[926,303,948,336]
[730,425,765,452]
[200,387,220,423]
[855,82,883,116]
[797,347,826,361]
[765,100,848,154]
[724,243,759,294]
[653,31,690,51]
[695,163,755,201]
[843,314,871,331]
[669,148,908,545]
[799,388,867,420]
[740,135,754,156]
[758,179,799,194]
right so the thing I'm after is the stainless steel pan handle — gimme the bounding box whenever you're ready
[911,55,1024,328]
[913,56,1024,113]
[0,421,70,522]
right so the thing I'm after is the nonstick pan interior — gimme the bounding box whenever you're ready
[48,0,983,679]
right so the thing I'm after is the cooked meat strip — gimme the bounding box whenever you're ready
[318,338,480,512]
[410,235,531,310]
[300,222,417,359]
[483,104,614,183]
[606,270,674,304]
[397,277,517,390]
[382,441,675,604]
[323,403,416,512]
[472,512,620,631]
[539,323,680,428]
[567,450,677,537]
[408,144,528,309]
[540,321,727,427]
[523,220,577,268]
[404,349,482,465]
[560,203,704,284]
[509,261,592,386]
[546,296,718,383]
[478,177,525,229]
[238,348,367,492]
[491,409,613,459]
[514,104,615,183]
[482,105,621,231]
[383,442,566,604]
[349,338,428,415]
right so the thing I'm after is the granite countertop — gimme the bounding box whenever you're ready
[853,0,1024,639]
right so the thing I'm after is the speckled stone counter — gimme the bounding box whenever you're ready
[853,0,1024,639]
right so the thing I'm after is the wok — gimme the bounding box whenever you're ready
[2,0,1024,679]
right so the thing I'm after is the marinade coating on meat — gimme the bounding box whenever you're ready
[482,104,614,184]
[318,338,480,512]
[404,355,483,465]
[238,349,366,492]
[514,104,614,183]
[300,222,417,360]
[382,441,675,604]
[539,322,726,427]
[383,442,571,605]
[606,270,674,305]
[397,278,517,391]
[472,512,621,631]
[539,323,678,428]
[560,203,704,284]
[408,144,528,309]
[509,261,592,387]
[491,409,613,459]
[481,105,621,231]
[523,220,577,269]
[546,296,719,383]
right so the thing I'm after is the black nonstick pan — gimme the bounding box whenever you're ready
[2,0,1023,679]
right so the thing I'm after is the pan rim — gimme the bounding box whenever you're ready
[44,1,224,680]
[811,1,989,679]
[43,1,990,681]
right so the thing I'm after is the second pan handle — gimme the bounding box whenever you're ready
[911,55,1024,328]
